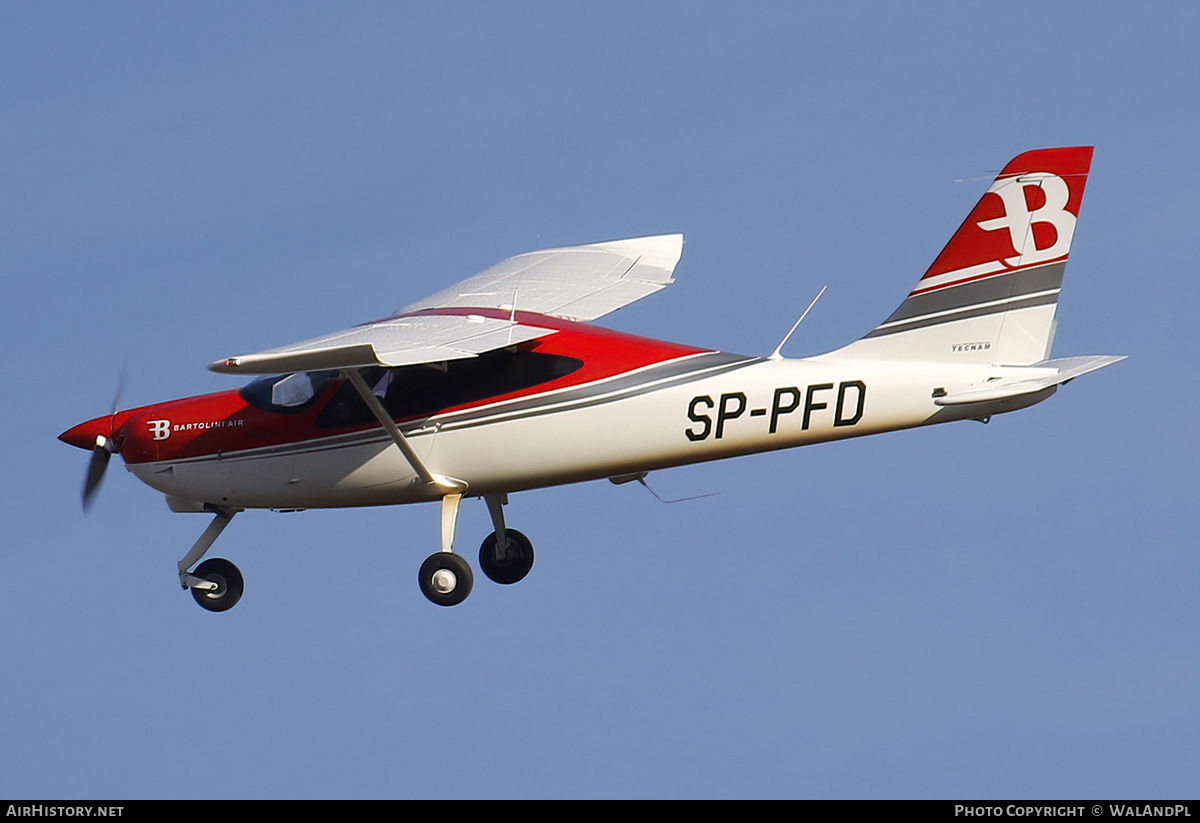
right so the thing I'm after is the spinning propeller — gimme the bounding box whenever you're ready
[82,434,114,512]
[69,372,125,512]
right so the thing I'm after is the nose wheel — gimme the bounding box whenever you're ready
[189,557,244,612]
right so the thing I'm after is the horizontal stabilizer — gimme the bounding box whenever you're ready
[934,355,1125,406]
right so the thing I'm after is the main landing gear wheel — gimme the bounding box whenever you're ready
[189,558,244,612]
[419,552,474,607]
[478,529,534,585]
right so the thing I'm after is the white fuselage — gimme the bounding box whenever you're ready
[127,352,1043,511]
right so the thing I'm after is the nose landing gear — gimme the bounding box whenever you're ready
[177,506,246,613]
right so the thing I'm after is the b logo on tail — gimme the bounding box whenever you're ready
[913,146,1093,295]
[978,172,1077,268]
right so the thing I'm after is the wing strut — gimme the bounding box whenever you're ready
[343,369,465,492]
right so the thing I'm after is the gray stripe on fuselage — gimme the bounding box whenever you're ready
[875,261,1065,329]
[162,351,760,464]
[865,261,1065,339]
[864,290,1060,338]
[430,350,758,432]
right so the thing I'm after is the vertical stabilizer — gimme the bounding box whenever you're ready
[829,147,1094,365]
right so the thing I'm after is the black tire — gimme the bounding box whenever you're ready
[418,552,474,606]
[478,529,534,585]
[190,558,244,612]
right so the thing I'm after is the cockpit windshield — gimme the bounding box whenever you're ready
[240,371,334,414]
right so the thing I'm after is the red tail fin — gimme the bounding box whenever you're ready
[829,147,1095,365]
[914,146,1093,296]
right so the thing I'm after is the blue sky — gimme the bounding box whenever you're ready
[3,2,1198,799]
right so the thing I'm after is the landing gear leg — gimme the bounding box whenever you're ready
[479,494,534,585]
[418,493,473,607]
[177,506,244,612]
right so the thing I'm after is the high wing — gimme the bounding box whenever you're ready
[210,234,683,375]
[402,233,683,321]
[209,313,561,375]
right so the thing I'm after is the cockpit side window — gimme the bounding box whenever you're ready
[316,349,583,429]
[240,371,334,414]
[271,372,317,407]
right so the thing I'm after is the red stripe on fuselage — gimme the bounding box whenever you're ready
[108,310,708,465]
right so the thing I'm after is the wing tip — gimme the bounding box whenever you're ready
[209,357,242,374]
[583,233,684,269]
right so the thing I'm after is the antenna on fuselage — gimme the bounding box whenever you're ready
[608,471,719,504]
[505,254,531,346]
[769,285,827,360]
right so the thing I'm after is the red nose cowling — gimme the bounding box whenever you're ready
[59,416,114,451]
[60,409,138,455]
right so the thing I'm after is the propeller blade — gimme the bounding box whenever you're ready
[110,365,126,417]
[82,436,112,512]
